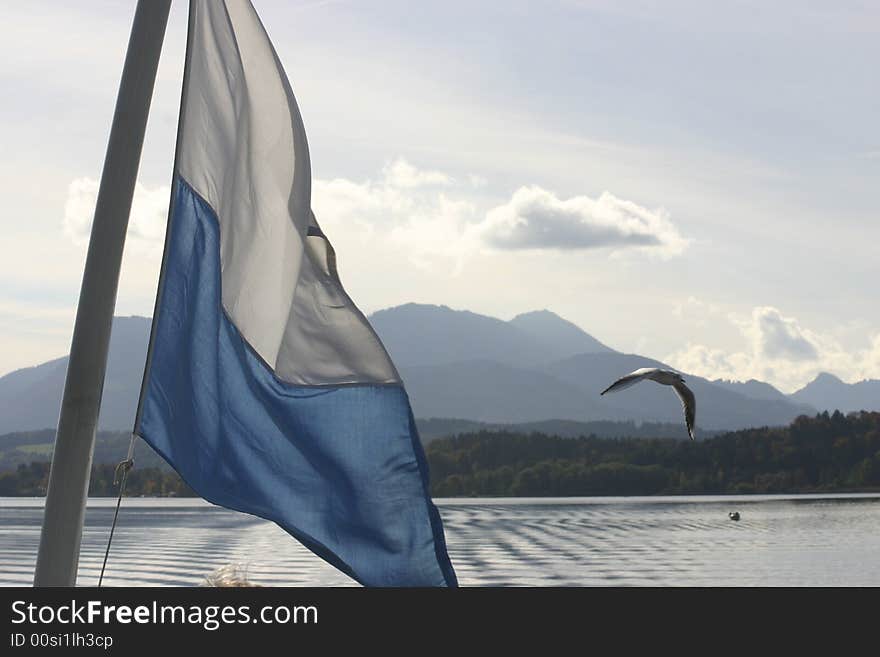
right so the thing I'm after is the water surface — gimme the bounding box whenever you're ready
[2,494,879,586]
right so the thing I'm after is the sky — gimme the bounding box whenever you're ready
[1,0,878,392]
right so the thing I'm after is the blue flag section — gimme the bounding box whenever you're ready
[135,0,456,587]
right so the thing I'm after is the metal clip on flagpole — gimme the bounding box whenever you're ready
[33,0,172,587]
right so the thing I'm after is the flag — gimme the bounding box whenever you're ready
[135,0,457,587]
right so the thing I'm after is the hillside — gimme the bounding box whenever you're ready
[0,316,149,434]
[5,304,873,436]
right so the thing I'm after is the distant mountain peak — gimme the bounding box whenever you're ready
[710,377,789,403]
[812,371,845,385]
[509,309,613,355]
[511,309,557,320]
[369,302,490,321]
[791,371,880,414]
[793,372,847,395]
[712,377,777,387]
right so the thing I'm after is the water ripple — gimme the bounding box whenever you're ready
[1,495,879,586]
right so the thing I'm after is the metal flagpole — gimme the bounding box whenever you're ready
[34,0,172,587]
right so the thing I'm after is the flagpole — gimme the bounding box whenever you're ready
[33,0,172,587]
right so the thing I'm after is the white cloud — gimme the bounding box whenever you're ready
[314,161,690,276]
[478,186,689,257]
[740,306,818,361]
[63,177,170,250]
[388,195,479,272]
[381,158,453,188]
[866,334,880,374]
[468,174,488,189]
[665,342,753,382]
[666,304,880,392]
[62,178,99,244]
[313,161,478,273]
[672,296,724,328]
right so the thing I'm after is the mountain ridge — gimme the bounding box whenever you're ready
[791,371,880,413]
[1,305,872,436]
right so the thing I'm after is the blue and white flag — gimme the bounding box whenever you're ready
[135,0,457,587]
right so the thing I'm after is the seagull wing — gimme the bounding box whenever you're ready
[671,380,696,440]
[600,368,658,395]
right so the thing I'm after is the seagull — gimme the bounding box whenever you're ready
[600,368,696,440]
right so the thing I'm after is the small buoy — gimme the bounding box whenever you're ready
[729,512,740,521]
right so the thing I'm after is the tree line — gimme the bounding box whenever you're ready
[1,411,879,497]
[0,461,193,497]
[425,411,880,496]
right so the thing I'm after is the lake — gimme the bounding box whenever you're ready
[2,494,880,586]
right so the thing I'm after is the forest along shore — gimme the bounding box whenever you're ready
[1,411,878,497]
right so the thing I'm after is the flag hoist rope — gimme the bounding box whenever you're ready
[98,434,137,587]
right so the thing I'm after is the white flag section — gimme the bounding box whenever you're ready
[136,0,457,587]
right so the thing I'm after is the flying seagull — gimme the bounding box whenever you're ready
[600,368,696,440]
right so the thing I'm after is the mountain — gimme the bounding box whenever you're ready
[508,309,613,357]
[542,352,816,430]
[711,378,789,402]
[368,303,608,368]
[0,429,169,473]
[791,372,880,413]
[0,357,68,432]
[400,359,626,424]
[0,305,825,436]
[0,316,149,434]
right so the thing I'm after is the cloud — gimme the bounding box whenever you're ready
[664,342,751,383]
[742,306,818,361]
[63,177,170,250]
[866,334,880,374]
[381,158,453,188]
[60,161,690,305]
[665,304,880,392]
[673,296,724,328]
[478,186,689,256]
[468,174,488,188]
[313,161,479,273]
[62,161,689,275]
[62,178,99,244]
[314,160,690,276]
